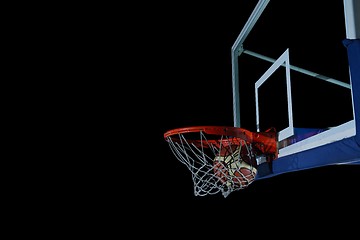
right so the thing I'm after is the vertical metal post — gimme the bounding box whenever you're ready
[343,0,360,39]
[231,0,270,127]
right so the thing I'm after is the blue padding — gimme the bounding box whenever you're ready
[343,39,360,141]
[256,39,360,180]
[257,136,360,179]
[272,136,360,174]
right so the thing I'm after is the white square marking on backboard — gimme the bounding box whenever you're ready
[255,48,294,142]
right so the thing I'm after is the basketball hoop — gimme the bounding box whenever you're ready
[164,126,277,197]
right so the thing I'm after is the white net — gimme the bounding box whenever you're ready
[165,130,258,198]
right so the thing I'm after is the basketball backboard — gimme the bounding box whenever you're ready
[231,0,360,179]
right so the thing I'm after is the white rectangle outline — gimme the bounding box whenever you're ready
[255,48,294,141]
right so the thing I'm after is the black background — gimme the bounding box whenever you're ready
[17,1,359,236]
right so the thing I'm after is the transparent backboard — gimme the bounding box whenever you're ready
[231,0,359,168]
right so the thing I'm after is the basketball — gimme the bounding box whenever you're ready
[213,146,257,189]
